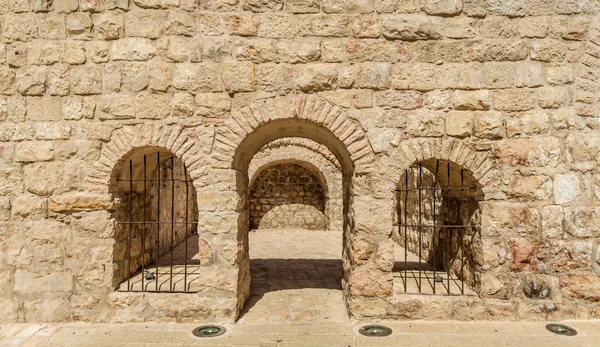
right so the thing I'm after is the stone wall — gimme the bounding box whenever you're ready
[0,0,599,323]
[250,162,326,230]
[250,137,343,230]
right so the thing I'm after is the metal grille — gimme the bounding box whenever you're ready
[116,153,199,293]
[394,160,477,296]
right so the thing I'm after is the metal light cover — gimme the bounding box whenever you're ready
[545,324,577,336]
[192,325,227,338]
[359,325,393,337]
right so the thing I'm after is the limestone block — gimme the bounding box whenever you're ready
[55,0,79,12]
[122,63,149,92]
[538,86,570,109]
[132,0,178,8]
[102,63,121,93]
[112,38,156,61]
[483,62,514,88]
[445,17,478,39]
[63,96,95,120]
[62,42,87,65]
[565,133,600,167]
[47,64,70,96]
[481,273,509,299]
[125,10,166,39]
[70,66,102,95]
[233,38,277,63]
[173,63,222,92]
[295,64,338,91]
[353,89,373,108]
[225,14,258,36]
[422,0,462,15]
[24,298,69,322]
[171,92,194,117]
[517,16,549,38]
[426,89,454,109]
[88,41,110,63]
[15,141,54,162]
[347,39,410,63]
[197,13,223,36]
[105,0,129,9]
[393,63,436,91]
[7,43,26,68]
[195,93,231,118]
[135,93,171,119]
[446,112,473,137]
[99,94,135,120]
[351,14,382,38]
[560,274,600,302]
[453,90,491,110]
[157,36,188,62]
[221,62,256,92]
[551,240,592,271]
[358,63,391,90]
[299,15,350,37]
[10,0,29,12]
[80,0,101,12]
[275,40,321,63]
[349,268,393,297]
[17,67,47,96]
[475,112,504,139]
[530,40,567,62]
[256,63,294,92]
[554,172,581,205]
[514,62,544,87]
[258,15,298,38]
[0,196,10,221]
[561,16,591,41]
[66,13,93,40]
[0,68,16,95]
[481,202,539,236]
[546,64,576,85]
[374,90,422,109]
[493,89,534,111]
[505,111,549,137]
[564,207,600,238]
[488,0,526,17]
[35,123,71,140]
[49,193,113,212]
[511,240,549,272]
[381,15,443,40]
[438,63,483,89]
[467,40,529,62]
[0,297,19,322]
[14,270,73,293]
[508,173,553,201]
[27,41,60,66]
[285,0,319,13]
[7,96,26,122]
[149,63,172,92]
[166,11,196,37]
[495,137,561,168]
[95,13,125,40]
[242,0,283,12]
[3,15,38,42]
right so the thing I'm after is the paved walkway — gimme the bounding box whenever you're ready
[241,229,348,324]
[2,320,600,346]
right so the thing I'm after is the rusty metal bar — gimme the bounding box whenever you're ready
[142,155,146,290]
[184,164,189,292]
[418,163,422,293]
[404,169,408,293]
[156,152,160,292]
[447,161,451,295]
[433,160,439,294]
[460,168,465,295]
[127,159,132,291]
[170,156,175,291]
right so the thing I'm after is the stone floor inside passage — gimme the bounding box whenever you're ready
[5,229,600,346]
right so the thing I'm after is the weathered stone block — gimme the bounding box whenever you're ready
[508,173,553,201]
[195,93,231,118]
[493,89,534,111]
[95,13,125,40]
[225,14,258,36]
[454,90,491,110]
[560,274,600,302]
[381,15,443,40]
[221,62,256,92]
[3,15,38,42]
[495,137,561,167]
[15,141,54,162]
[112,38,156,61]
[17,67,47,95]
[358,63,391,90]
[295,64,338,91]
[99,94,135,120]
[475,112,504,139]
[445,112,473,137]
[488,0,526,17]
[66,13,93,40]
[564,207,600,238]
[374,90,422,109]
[437,63,483,89]
[481,202,540,236]
[135,93,171,119]
[505,111,549,137]
[14,270,74,293]
[70,66,102,95]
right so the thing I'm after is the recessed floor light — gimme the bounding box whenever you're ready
[546,324,577,336]
[359,325,393,337]
[192,325,226,338]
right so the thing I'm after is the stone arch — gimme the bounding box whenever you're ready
[387,138,498,188]
[213,94,377,174]
[208,94,377,318]
[88,124,206,192]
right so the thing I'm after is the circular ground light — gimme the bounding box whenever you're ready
[359,325,393,337]
[546,324,577,336]
[192,325,227,338]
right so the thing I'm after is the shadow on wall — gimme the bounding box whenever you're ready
[249,163,327,230]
